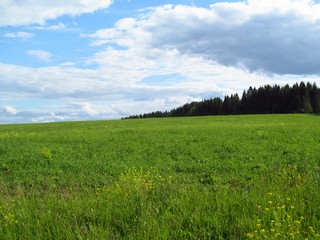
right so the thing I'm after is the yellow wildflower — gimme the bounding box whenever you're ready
[246,233,254,239]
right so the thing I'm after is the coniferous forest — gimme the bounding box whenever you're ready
[125,82,320,119]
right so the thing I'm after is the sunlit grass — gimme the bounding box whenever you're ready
[0,114,320,239]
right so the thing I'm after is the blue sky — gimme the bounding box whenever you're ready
[1,0,320,123]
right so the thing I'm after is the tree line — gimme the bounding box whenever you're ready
[124,82,320,119]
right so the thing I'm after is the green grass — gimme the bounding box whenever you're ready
[0,114,320,239]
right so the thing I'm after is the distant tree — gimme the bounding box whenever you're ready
[223,96,231,114]
[230,94,241,114]
[124,81,320,119]
[310,83,320,113]
[240,90,248,113]
[212,98,223,115]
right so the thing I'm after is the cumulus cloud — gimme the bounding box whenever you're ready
[0,0,112,26]
[26,50,52,62]
[85,0,320,75]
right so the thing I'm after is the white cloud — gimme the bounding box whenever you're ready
[69,102,100,116]
[29,102,122,123]
[3,31,34,39]
[85,0,320,75]
[0,0,113,27]
[26,50,52,62]
[32,112,65,123]
[31,22,67,31]
[4,106,18,115]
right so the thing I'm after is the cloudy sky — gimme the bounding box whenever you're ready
[1,0,320,124]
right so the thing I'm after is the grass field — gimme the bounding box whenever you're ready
[0,114,320,239]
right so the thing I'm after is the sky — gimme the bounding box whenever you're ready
[1,0,320,124]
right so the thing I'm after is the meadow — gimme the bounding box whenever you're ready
[0,114,320,239]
